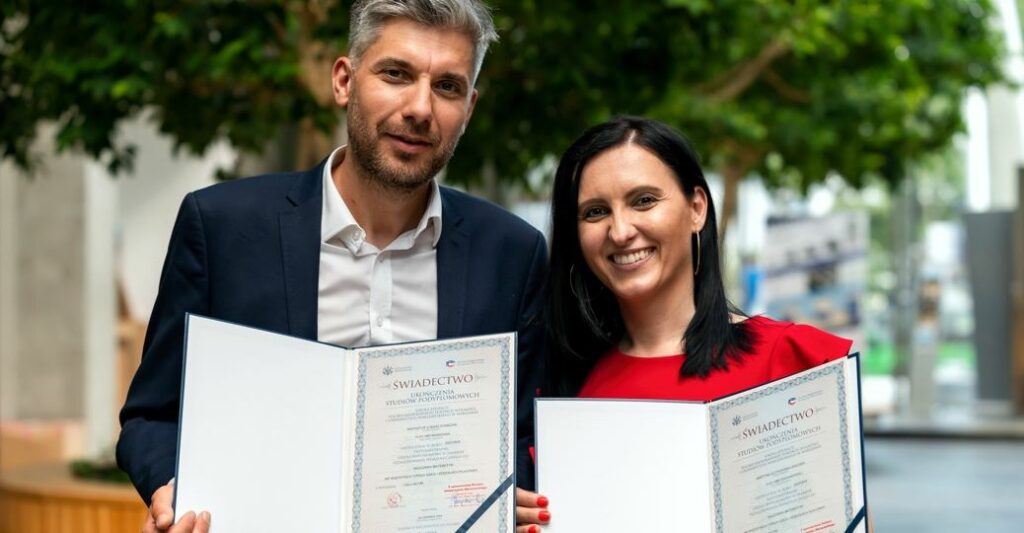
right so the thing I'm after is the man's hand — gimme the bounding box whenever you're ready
[142,481,211,533]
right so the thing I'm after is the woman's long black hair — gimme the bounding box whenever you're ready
[546,116,754,396]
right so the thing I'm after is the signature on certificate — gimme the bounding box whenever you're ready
[449,492,485,508]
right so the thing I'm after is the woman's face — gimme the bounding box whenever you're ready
[576,143,707,305]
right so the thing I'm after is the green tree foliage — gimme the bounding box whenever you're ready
[462,0,1004,229]
[1,0,346,174]
[1,1,1005,224]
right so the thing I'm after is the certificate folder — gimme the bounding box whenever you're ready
[536,355,866,533]
[174,314,516,532]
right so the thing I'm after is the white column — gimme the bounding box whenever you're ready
[964,89,991,212]
[988,0,1024,210]
[735,176,769,256]
[116,115,229,322]
[17,134,87,420]
[0,165,18,419]
[83,163,118,455]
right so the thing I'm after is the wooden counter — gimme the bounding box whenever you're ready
[0,463,146,533]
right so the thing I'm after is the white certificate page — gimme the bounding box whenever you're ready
[536,399,714,533]
[350,335,515,532]
[709,358,859,533]
[175,315,349,532]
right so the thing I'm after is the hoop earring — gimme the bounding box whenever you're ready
[693,231,702,277]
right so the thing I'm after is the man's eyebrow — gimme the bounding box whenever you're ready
[370,57,414,71]
[370,57,471,87]
[437,71,471,88]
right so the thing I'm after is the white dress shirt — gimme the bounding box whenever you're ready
[317,146,440,347]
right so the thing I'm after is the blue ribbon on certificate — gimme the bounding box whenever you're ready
[845,506,867,533]
[455,474,515,532]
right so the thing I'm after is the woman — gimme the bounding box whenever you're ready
[515,117,851,532]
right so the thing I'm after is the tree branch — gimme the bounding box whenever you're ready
[695,38,791,103]
[762,67,811,103]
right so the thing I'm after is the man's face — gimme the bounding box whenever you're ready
[333,18,479,192]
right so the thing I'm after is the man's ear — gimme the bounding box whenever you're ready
[467,88,478,119]
[460,88,479,136]
[332,57,354,108]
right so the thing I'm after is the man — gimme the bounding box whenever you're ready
[117,1,546,531]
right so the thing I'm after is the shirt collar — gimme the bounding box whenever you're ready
[321,146,443,251]
[419,178,444,248]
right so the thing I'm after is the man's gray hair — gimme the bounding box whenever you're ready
[348,0,498,84]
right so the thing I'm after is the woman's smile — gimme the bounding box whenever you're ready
[610,247,655,267]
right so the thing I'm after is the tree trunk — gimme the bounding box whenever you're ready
[293,0,341,170]
[295,118,337,170]
[718,161,744,242]
[479,157,506,206]
[716,140,762,242]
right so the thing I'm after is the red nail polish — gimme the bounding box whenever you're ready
[529,526,539,533]
[536,495,549,508]
[539,510,551,523]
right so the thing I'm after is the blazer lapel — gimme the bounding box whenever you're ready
[436,188,469,339]
[280,163,325,340]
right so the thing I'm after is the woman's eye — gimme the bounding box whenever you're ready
[580,206,608,220]
[634,195,658,208]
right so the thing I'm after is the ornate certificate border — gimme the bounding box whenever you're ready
[350,337,512,533]
[708,362,852,532]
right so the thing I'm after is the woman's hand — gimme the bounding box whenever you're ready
[515,487,551,532]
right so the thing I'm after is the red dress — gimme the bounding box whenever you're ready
[577,315,853,401]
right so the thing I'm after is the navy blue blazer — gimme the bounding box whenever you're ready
[117,161,547,503]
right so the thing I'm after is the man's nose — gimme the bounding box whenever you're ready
[401,77,433,125]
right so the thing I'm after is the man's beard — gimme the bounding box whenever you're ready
[346,91,461,194]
